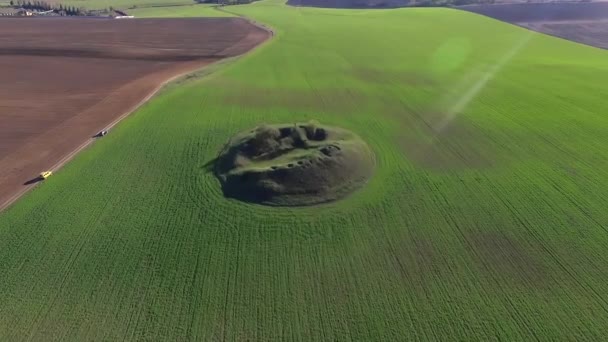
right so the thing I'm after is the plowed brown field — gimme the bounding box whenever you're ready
[461,2,608,49]
[0,17,269,210]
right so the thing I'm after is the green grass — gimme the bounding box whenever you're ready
[128,4,232,17]
[3,0,608,340]
[52,0,193,10]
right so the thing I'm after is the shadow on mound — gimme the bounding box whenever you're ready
[214,121,375,206]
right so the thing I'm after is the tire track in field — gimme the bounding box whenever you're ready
[489,184,608,316]
[25,190,117,340]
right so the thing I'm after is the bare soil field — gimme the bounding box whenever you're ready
[0,17,269,210]
[461,2,608,49]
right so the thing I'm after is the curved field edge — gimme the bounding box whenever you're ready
[456,3,608,51]
[1,1,608,340]
[0,18,271,212]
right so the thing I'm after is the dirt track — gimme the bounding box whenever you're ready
[461,2,608,49]
[0,17,269,211]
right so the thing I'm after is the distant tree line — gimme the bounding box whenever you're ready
[285,0,500,7]
[199,0,491,7]
[12,0,85,15]
[414,0,495,6]
[195,0,260,5]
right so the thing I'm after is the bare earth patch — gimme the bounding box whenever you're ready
[520,20,608,50]
[461,2,608,49]
[466,231,548,289]
[352,67,436,86]
[0,17,269,210]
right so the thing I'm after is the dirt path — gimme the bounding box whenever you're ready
[0,17,271,212]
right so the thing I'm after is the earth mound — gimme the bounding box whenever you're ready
[215,122,374,206]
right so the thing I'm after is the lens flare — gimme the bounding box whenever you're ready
[433,32,535,134]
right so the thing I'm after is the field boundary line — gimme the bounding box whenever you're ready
[0,17,274,213]
[214,5,276,37]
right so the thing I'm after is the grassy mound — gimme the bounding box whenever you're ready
[215,122,374,206]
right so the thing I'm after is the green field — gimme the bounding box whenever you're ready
[51,0,193,10]
[2,0,608,340]
[128,4,231,17]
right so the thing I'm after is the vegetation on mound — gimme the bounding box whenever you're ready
[215,121,374,205]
